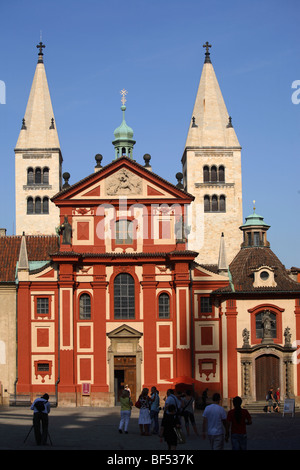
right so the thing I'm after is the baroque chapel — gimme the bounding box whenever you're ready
[0,42,299,407]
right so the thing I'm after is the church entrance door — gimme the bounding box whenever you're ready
[255,354,279,400]
[114,356,136,404]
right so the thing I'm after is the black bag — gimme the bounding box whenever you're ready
[35,400,46,412]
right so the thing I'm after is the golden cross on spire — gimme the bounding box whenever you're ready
[120,89,128,106]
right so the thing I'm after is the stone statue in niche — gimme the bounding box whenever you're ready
[106,169,142,195]
[59,216,72,245]
[261,310,274,343]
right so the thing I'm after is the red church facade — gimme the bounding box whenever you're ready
[15,157,229,406]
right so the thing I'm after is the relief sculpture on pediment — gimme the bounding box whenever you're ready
[106,169,142,195]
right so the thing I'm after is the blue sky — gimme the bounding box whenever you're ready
[0,0,299,268]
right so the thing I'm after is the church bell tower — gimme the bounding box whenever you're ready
[182,43,243,265]
[14,42,62,235]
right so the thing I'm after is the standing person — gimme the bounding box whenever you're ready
[164,389,183,416]
[274,388,280,412]
[118,389,132,434]
[150,386,160,434]
[138,388,152,435]
[202,388,208,408]
[202,392,227,450]
[182,390,198,436]
[30,393,51,446]
[124,384,131,396]
[226,396,252,450]
[159,404,181,450]
[266,387,274,413]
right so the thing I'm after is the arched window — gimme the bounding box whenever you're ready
[204,195,210,212]
[35,168,42,184]
[27,197,34,214]
[43,197,49,214]
[27,168,34,185]
[43,168,49,184]
[219,195,226,212]
[79,293,91,320]
[114,273,135,319]
[203,166,209,183]
[211,195,218,212]
[219,165,225,182]
[158,293,170,318]
[35,197,41,214]
[211,166,217,182]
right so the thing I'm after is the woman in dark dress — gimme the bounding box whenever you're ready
[159,404,181,450]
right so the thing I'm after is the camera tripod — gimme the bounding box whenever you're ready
[23,424,53,446]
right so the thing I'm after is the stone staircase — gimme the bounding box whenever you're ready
[242,401,269,413]
[243,400,299,414]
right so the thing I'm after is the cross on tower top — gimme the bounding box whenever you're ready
[120,89,128,106]
[203,41,212,63]
[36,41,45,63]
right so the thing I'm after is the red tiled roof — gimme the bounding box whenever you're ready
[0,235,59,282]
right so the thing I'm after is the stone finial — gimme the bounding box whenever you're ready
[175,172,184,189]
[62,172,70,189]
[226,116,233,128]
[143,154,151,168]
[95,154,103,169]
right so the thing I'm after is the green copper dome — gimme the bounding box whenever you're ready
[240,210,270,229]
[114,105,134,139]
[112,102,136,159]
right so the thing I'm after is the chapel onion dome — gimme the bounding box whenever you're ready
[112,92,136,159]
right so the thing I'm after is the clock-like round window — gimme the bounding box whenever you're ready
[260,271,269,280]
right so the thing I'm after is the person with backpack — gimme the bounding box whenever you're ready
[30,393,51,445]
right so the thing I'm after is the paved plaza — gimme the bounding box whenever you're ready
[0,405,300,458]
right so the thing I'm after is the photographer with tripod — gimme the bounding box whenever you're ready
[30,393,51,445]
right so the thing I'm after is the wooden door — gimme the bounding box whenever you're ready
[114,356,136,403]
[255,354,279,400]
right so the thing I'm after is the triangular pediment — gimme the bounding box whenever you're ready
[52,157,194,204]
[107,324,143,339]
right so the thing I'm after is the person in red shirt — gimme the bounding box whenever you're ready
[226,396,252,450]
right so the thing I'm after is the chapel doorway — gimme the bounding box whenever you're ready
[114,356,136,404]
[255,354,280,400]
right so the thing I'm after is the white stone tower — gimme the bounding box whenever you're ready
[182,42,243,265]
[14,42,62,235]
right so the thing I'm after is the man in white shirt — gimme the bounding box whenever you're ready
[202,393,227,450]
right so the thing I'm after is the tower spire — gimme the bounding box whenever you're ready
[184,42,240,148]
[15,41,60,150]
[112,90,136,159]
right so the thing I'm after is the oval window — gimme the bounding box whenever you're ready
[260,271,269,280]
